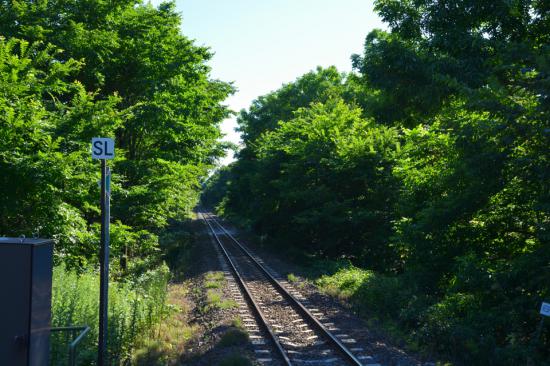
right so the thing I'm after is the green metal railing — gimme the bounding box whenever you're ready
[51,326,90,366]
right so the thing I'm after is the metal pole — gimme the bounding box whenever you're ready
[98,160,110,366]
[535,317,545,344]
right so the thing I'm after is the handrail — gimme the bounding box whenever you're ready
[51,326,91,366]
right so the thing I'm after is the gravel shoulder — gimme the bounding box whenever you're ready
[141,217,288,366]
[176,218,259,366]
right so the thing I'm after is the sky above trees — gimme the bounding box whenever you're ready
[150,0,386,163]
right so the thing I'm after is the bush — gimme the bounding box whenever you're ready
[50,264,170,365]
[316,263,550,365]
[317,266,374,300]
[316,265,413,318]
[218,328,249,347]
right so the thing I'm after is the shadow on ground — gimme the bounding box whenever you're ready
[134,216,257,366]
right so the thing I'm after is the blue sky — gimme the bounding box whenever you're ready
[150,0,386,164]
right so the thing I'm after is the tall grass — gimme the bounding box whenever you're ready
[50,264,171,365]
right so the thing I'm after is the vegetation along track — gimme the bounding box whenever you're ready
[200,211,380,366]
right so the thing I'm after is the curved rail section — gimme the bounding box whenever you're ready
[202,211,365,366]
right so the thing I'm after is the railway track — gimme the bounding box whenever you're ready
[200,211,380,366]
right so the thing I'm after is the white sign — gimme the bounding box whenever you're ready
[541,302,550,317]
[91,138,115,159]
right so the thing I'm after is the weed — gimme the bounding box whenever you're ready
[133,283,198,365]
[205,280,223,289]
[316,266,373,300]
[219,299,238,310]
[205,271,225,282]
[287,273,298,282]
[232,316,243,328]
[206,289,238,310]
[50,264,170,365]
[207,289,222,305]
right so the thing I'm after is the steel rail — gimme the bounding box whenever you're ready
[201,212,292,366]
[206,212,364,366]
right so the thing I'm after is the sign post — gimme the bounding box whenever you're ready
[91,137,114,366]
[536,302,550,343]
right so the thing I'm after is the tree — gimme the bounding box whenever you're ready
[0,37,122,266]
[207,1,549,363]
[0,1,234,270]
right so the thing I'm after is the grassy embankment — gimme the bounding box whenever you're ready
[50,221,199,365]
[50,264,172,365]
[293,259,546,366]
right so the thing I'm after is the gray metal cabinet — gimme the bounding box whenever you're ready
[0,238,53,366]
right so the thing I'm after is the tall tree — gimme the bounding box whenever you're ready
[0,1,234,269]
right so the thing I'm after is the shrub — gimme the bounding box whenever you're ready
[316,266,373,300]
[287,273,298,282]
[218,328,249,347]
[316,265,413,319]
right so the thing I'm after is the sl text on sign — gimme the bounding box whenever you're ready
[541,302,550,317]
[92,138,115,160]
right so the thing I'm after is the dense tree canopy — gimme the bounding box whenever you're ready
[0,0,548,364]
[0,0,234,270]
[203,1,549,364]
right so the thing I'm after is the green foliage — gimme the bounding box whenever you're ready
[0,0,233,271]
[317,266,374,300]
[287,273,298,283]
[232,316,244,329]
[202,271,237,310]
[238,66,347,144]
[0,2,232,363]
[0,37,121,267]
[203,1,550,363]
[317,266,413,319]
[50,264,171,365]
